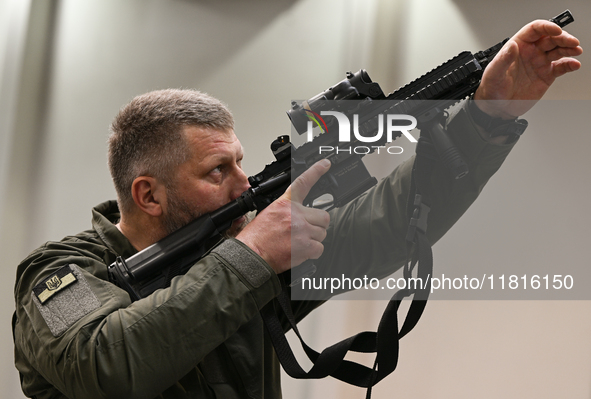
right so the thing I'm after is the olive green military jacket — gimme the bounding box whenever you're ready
[13,102,517,399]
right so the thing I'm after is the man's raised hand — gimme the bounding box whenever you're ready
[474,19,583,119]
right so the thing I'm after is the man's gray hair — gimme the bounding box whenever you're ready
[108,89,234,214]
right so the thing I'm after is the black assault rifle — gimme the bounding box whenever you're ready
[109,10,574,302]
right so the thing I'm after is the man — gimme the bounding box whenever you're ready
[13,20,581,398]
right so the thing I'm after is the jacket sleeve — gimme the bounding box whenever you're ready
[13,238,281,399]
[290,100,518,302]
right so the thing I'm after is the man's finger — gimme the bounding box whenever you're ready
[516,20,562,44]
[284,159,331,204]
[551,58,582,79]
[536,32,581,53]
[304,206,331,229]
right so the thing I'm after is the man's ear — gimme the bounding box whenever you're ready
[130,176,166,217]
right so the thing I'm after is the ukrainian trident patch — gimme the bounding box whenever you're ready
[31,264,101,336]
[33,265,78,304]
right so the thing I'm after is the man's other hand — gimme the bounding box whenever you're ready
[236,160,331,274]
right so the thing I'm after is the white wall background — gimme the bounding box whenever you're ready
[1,0,590,398]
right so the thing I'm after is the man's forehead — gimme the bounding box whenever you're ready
[182,125,243,158]
[183,125,240,145]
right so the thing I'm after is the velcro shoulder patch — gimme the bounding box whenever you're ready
[31,264,101,337]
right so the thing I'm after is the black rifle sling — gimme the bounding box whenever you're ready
[259,132,438,395]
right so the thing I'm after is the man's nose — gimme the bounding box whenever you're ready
[230,167,251,200]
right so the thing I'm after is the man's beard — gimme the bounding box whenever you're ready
[162,187,251,238]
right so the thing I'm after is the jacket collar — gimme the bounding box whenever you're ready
[91,200,137,259]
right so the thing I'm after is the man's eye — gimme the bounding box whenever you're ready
[211,165,222,174]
